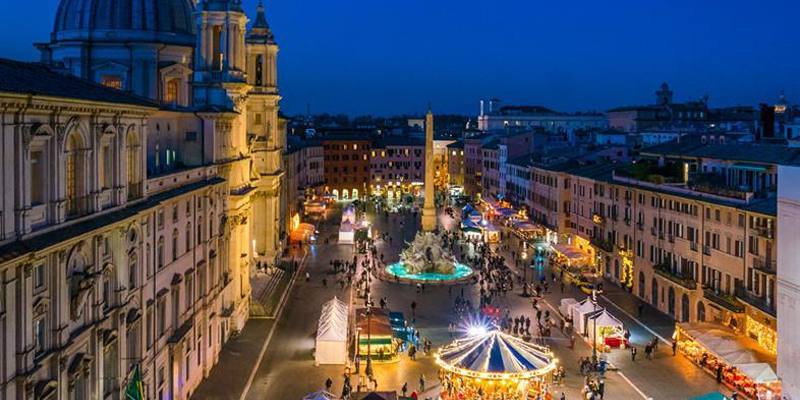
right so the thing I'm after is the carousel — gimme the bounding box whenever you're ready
[435,329,558,400]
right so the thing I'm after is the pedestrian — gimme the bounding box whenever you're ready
[560,393,566,400]
[411,301,417,317]
[672,339,677,356]
[630,346,637,362]
[598,378,605,399]
[306,271,311,282]
[419,374,426,392]
[402,382,408,396]
[325,377,333,391]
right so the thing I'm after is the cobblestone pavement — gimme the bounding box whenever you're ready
[195,203,731,400]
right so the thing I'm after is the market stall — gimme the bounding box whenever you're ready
[303,390,336,400]
[676,323,781,399]
[558,298,578,317]
[355,308,398,361]
[290,223,317,243]
[339,221,355,244]
[484,224,500,243]
[435,329,558,400]
[584,309,626,349]
[551,243,591,267]
[570,298,601,336]
[314,297,349,365]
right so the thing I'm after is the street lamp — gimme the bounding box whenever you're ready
[592,289,598,364]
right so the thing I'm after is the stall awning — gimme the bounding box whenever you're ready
[734,363,779,384]
[553,243,588,261]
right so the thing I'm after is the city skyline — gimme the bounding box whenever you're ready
[4,0,800,116]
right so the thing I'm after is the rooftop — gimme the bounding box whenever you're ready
[0,59,158,108]
[641,135,800,165]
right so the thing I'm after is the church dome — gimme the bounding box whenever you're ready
[52,0,196,46]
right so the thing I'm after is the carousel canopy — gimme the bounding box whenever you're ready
[436,329,556,379]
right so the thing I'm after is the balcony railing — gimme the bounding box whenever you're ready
[690,241,698,252]
[591,237,615,253]
[703,288,745,313]
[735,282,776,317]
[751,226,774,240]
[654,263,697,290]
[753,258,777,274]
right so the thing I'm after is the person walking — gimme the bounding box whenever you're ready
[672,339,678,356]
[419,374,426,393]
[325,377,333,391]
[402,382,408,396]
[411,301,417,318]
[630,346,637,362]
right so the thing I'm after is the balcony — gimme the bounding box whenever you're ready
[592,213,605,226]
[735,282,776,317]
[703,288,745,313]
[753,258,776,275]
[703,245,712,256]
[591,237,615,253]
[751,226,774,240]
[690,241,698,252]
[653,263,697,290]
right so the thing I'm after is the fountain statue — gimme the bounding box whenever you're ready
[399,232,457,275]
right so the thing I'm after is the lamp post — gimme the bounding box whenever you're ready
[592,289,598,364]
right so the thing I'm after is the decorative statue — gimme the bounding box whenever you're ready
[399,232,457,274]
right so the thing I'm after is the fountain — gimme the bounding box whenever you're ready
[385,232,473,283]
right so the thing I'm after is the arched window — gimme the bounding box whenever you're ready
[157,236,165,269]
[697,301,706,322]
[65,132,85,216]
[185,222,192,253]
[209,212,215,237]
[668,287,676,317]
[172,229,179,261]
[681,294,690,322]
[165,79,179,105]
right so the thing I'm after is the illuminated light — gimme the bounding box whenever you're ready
[467,325,487,337]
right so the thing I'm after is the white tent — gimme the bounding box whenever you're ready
[720,349,759,365]
[734,363,779,384]
[571,298,601,335]
[339,220,355,244]
[585,309,624,339]
[558,298,578,317]
[315,297,349,365]
[303,391,336,400]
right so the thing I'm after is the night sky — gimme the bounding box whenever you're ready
[2,0,799,116]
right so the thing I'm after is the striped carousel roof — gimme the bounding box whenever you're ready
[436,330,557,379]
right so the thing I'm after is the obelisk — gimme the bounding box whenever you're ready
[421,108,437,231]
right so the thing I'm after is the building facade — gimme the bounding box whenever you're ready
[322,136,371,200]
[0,1,287,399]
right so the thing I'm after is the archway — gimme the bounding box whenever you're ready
[697,301,706,322]
[342,189,349,200]
[638,271,646,298]
[332,189,339,200]
[668,287,675,317]
[352,188,359,200]
[681,293,690,322]
[651,278,659,307]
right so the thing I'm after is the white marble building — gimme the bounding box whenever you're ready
[0,0,286,399]
[778,165,800,399]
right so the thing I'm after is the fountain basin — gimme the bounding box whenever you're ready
[385,262,473,283]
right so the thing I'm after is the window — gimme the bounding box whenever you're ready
[146,305,154,346]
[254,113,262,125]
[157,298,166,337]
[33,263,45,289]
[165,79,179,104]
[157,236,165,268]
[102,274,112,310]
[99,144,112,189]
[185,223,192,253]
[101,75,122,90]
[30,149,46,205]
[172,229,179,261]
[197,217,203,243]
[129,254,138,289]
[65,133,83,216]
[185,273,194,307]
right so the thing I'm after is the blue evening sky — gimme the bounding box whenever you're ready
[1,0,799,115]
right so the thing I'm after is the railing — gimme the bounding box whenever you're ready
[591,237,615,253]
[751,226,774,240]
[753,258,777,274]
[735,282,776,316]
[703,245,712,256]
[690,241,698,252]
[654,263,697,290]
[703,288,745,313]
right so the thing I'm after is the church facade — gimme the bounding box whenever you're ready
[0,0,285,399]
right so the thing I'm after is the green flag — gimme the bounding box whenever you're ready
[125,365,145,400]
